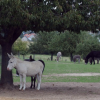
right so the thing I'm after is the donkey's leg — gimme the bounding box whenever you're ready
[33,76,36,89]
[58,57,59,62]
[57,57,58,62]
[74,58,76,63]
[19,75,23,90]
[30,76,33,88]
[36,74,41,90]
[78,58,80,63]
[97,58,99,64]
[90,58,92,64]
[92,57,95,64]
[23,74,26,90]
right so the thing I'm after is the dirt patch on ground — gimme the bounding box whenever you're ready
[0,82,100,100]
[43,73,100,77]
[1,73,100,100]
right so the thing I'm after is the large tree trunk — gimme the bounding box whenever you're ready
[51,52,53,61]
[0,43,13,86]
[70,53,73,62]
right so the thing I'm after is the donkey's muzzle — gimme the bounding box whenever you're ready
[7,67,10,71]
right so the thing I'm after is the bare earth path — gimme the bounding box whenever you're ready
[0,73,100,100]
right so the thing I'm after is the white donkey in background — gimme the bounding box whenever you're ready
[57,52,62,62]
[7,53,45,90]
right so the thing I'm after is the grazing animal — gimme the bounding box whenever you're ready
[73,55,81,63]
[7,53,45,90]
[89,57,99,64]
[57,52,62,62]
[85,51,100,64]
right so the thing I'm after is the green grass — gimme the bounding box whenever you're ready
[42,76,100,82]
[44,61,100,74]
[12,54,100,83]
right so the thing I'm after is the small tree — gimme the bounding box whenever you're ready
[12,38,28,59]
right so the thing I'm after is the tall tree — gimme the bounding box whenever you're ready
[0,0,57,86]
[0,0,31,86]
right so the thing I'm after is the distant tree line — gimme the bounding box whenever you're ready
[12,31,100,61]
[28,31,100,61]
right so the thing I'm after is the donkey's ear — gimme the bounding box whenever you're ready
[7,53,14,58]
[10,53,14,58]
[11,53,14,56]
[7,53,11,58]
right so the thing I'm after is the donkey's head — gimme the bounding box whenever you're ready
[7,53,17,71]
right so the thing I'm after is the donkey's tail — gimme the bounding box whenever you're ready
[38,60,45,73]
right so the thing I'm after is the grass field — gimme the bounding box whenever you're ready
[12,54,100,83]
